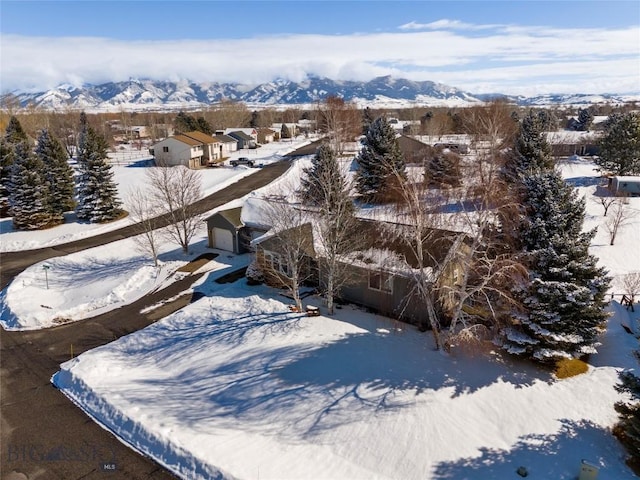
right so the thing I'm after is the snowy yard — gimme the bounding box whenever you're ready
[2,156,640,479]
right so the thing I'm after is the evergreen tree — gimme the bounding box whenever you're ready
[596,112,640,175]
[299,143,352,214]
[362,107,375,134]
[576,108,594,131]
[76,114,122,223]
[280,123,291,139]
[501,171,610,361]
[9,142,56,230]
[195,116,213,135]
[504,110,553,179]
[425,150,461,187]
[615,353,640,470]
[35,129,75,221]
[1,116,30,215]
[173,111,198,134]
[355,116,406,203]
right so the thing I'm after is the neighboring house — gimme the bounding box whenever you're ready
[253,217,468,328]
[205,207,250,253]
[150,134,205,168]
[223,128,258,143]
[397,135,433,165]
[150,131,222,168]
[609,176,640,196]
[213,134,239,158]
[272,123,299,138]
[227,130,256,149]
[547,131,600,158]
[130,126,149,139]
[257,128,277,144]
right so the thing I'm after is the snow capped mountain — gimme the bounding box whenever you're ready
[2,76,637,112]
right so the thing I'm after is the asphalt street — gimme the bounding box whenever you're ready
[0,160,292,479]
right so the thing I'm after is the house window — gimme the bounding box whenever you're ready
[264,250,290,276]
[163,146,169,153]
[369,270,393,293]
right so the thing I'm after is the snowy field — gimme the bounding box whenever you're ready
[1,155,640,478]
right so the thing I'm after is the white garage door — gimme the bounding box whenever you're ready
[213,227,234,252]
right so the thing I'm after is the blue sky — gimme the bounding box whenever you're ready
[1,1,639,95]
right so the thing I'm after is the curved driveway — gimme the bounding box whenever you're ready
[0,161,291,479]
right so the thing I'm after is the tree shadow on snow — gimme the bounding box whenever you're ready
[432,419,633,480]
[113,287,553,440]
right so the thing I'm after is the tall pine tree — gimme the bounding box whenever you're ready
[596,112,640,176]
[1,116,30,216]
[36,129,75,222]
[9,142,56,230]
[299,143,352,214]
[504,110,554,179]
[355,116,406,203]
[501,171,610,361]
[76,113,123,223]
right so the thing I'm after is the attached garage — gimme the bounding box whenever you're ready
[205,207,248,254]
[212,227,234,251]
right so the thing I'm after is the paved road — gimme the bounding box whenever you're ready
[0,160,291,479]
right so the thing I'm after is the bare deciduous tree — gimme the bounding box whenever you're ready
[620,271,640,303]
[376,172,450,350]
[258,195,315,311]
[205,99,251,131]
[127,186,164,267]
[146,164,203,254]
[605,198,637,245]
[316,96,361,155]
[596,196,617,216]
[298,146,362,314]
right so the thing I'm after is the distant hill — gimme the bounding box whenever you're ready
[2,76,638,112]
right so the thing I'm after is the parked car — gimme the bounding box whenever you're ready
[230,157,254,167]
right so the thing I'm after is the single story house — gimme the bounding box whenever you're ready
[227,130,256,149]
[546,131,600,158]
[150,131,224,168]
[253,217,468,328]
[609,176,640,196]
[222,128,258,142]
[397,135,433,165]
[257,128,277,144]
[213,134,239,158]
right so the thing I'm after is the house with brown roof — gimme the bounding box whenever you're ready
[257,128,277,144]
[150,131,223,168]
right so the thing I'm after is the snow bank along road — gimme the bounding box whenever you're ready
[0,160,291,479]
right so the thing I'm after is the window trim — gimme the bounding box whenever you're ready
[264,249,290,276]
[368,270,393,294]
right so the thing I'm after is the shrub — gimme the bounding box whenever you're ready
[555,358,589,379]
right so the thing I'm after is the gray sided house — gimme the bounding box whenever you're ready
[253,218,467,328]
[609,176,640,197]
[206,207,250,253]
[228,131,256,149]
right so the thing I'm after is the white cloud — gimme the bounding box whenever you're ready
[1,21,639,96]
[398,19,503,31]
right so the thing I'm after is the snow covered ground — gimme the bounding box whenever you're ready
[2,155,640,479]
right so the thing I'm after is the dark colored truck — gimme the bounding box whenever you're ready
[230,157,254,167]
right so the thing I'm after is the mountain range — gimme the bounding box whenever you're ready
[3,76,638,112]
